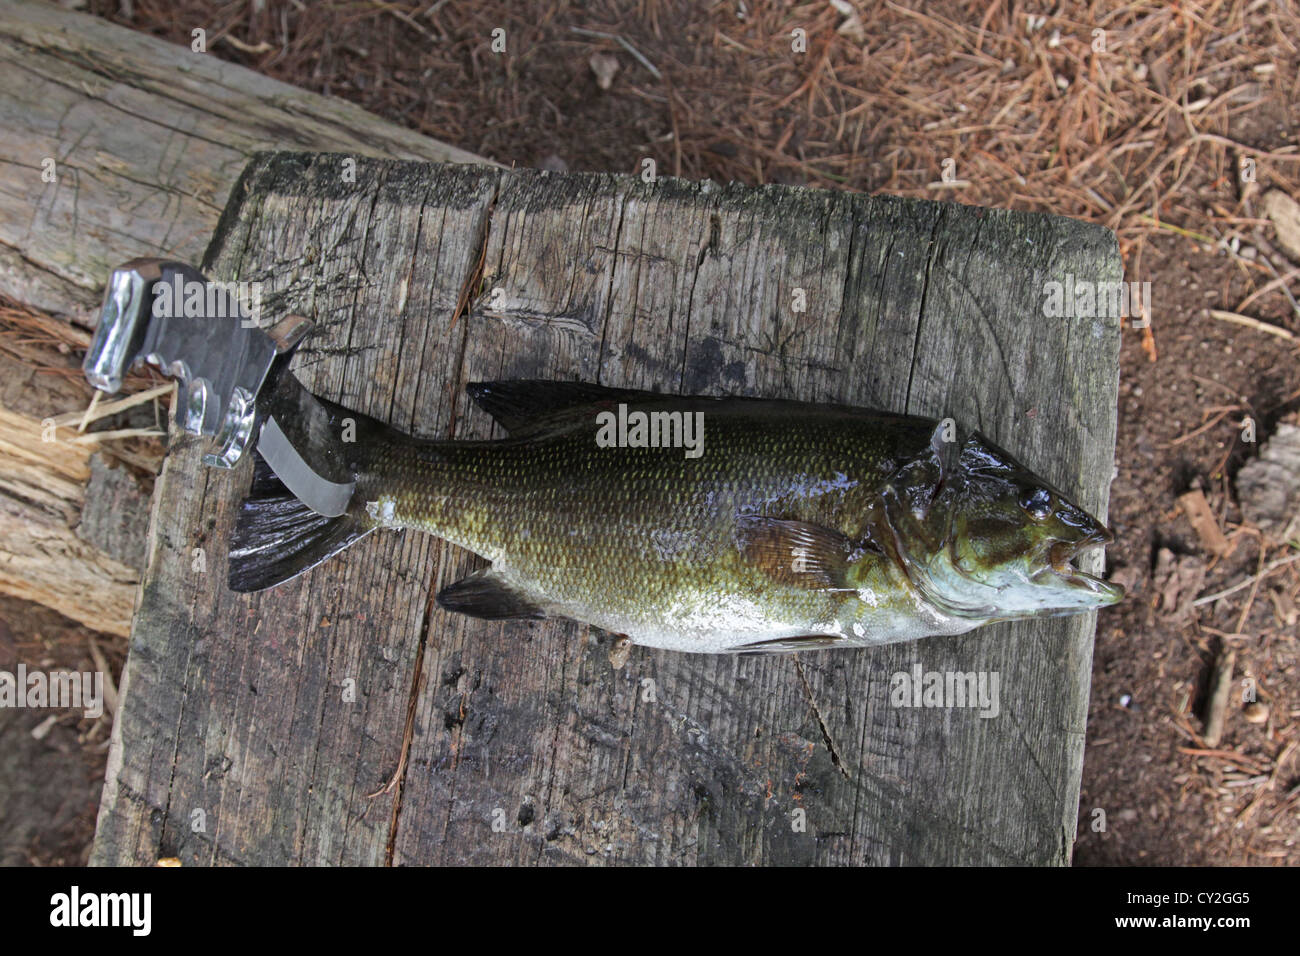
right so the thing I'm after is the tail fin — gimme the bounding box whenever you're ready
[227,452,373,592]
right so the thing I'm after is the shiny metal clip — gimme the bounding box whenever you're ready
[82,258,310,469]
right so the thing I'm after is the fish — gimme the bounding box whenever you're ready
[228,380,1123,653]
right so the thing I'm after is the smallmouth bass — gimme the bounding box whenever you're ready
[229,380,1122,653]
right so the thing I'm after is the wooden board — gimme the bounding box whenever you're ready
[0,0,488,636]
[92,153,1122,865]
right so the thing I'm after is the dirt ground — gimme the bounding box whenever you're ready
[8,0,1293,864]
[0,595,119,865]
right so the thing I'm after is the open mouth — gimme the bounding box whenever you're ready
[1046,528,1124,600]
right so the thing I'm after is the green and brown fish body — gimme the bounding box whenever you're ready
[230,381,1123,654]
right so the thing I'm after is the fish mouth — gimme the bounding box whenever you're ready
[1045,527,1124,603]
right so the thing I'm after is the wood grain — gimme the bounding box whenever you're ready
[0,401,141,636]
[94,153,1121,866]
[0,0,488,323]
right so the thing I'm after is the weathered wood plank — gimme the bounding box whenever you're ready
[94,153,1120,866]
[0,395,143,636]
[0,310,150,635]
[0,0,487,323]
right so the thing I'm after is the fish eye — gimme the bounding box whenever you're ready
[1020,488,1053,521]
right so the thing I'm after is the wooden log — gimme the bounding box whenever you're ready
[0,404,141,637]
[0,310,157,636]
[92,153,1122,865]
[0,0,488,324]
[0,0,489,633]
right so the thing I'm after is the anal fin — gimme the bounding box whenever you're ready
[729,634,848,654]
[436,570,546,620]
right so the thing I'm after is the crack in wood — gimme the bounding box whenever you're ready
[904,207,948,411]
[379,590,429,865]
[594,186,629,380]
[448,180,498,332]
[794,658,852,782]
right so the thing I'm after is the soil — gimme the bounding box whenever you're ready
[0,595,119,865]
[1075,235,1300,865]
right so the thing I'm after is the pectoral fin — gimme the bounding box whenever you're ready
[436,570,546,620]
[734,515,853,590]
[228,452,372,593]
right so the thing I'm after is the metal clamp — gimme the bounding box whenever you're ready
[84,258,357,519]
[83,258,311,468]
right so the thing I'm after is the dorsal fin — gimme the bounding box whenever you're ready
[466,380,657,434]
